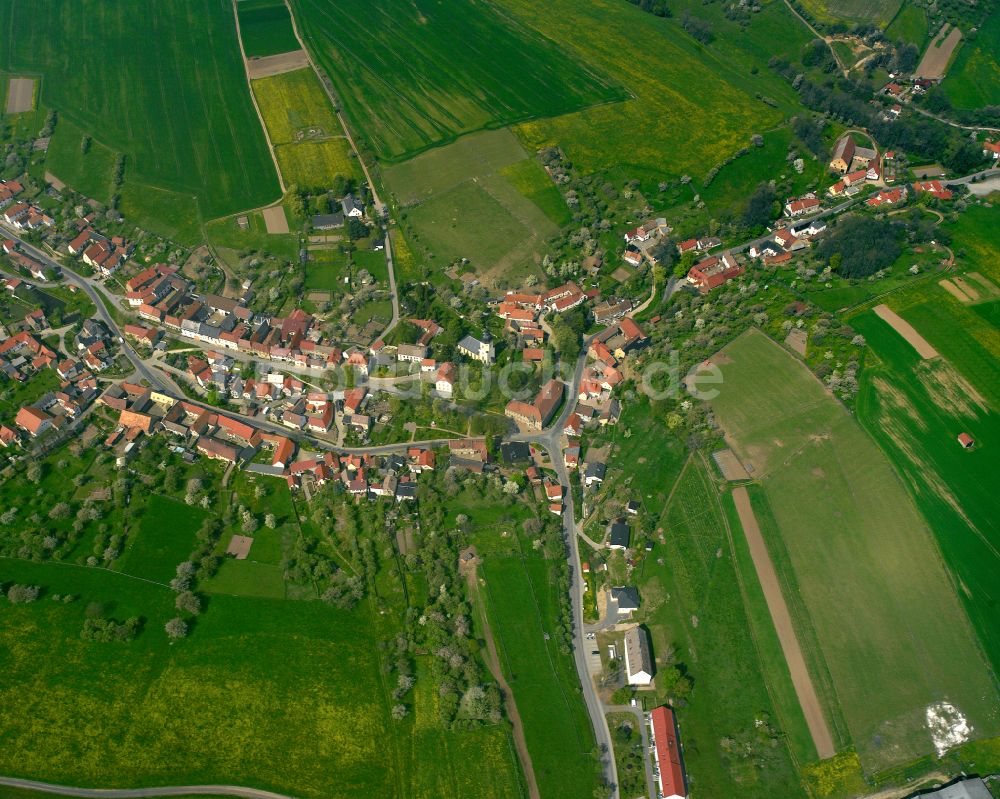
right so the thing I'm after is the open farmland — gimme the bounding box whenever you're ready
[709,329,1000,771]
[481,554,599,799]
[1,0,280,224]
[252,67,361,188]
[943,9,1000,109]
[289,0,625,162]
[886,4,929,47]
[796,0,902,25]
[915,24,964,80]
[385,130,565,278]
[0,560,524,799]
[851,309,1000,674]
[502,0,809,183]
[236,0,300,58]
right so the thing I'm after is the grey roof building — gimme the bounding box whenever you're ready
[609,521,630,550]
[905,779,991,799]
[610,586,640,616]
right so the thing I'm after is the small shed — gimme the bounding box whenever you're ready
[957,432,975,449]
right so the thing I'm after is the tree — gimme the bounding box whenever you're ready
[241,516,259,535]
[26,461,42,484]
[165,617,189,639]
[265,513,277,529]
[7,584,40,603]
[175,591,202,615]
[48,502,71,520]
[817,217,900,278]
[742,182,778,228]
[391,703,409,720]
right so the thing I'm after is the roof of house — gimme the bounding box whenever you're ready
[609,521,630,547]
[611,586,640,610]
[651,706,687,799]
[907,778,991,799]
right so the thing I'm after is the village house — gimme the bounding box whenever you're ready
[623,625,654,686]
[784,196,820,217]
[687,252,744,293]
[912,180,953,200]
[650,706,687,799]
[504,379,564,431]
[15,406,52,437]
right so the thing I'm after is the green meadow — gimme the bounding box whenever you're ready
[626,456,807,797]
[709,330,1000,771]
[481,554,600,798]
[505,0,811,183]
[290,0,625,162]
[942,9,1000,109]
[386,130,565,277]
[1,0,280,226]
[797,0,902,26]
[237,0,301,58]
[886,4,929,47]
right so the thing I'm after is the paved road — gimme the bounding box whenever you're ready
[944,167,1000,186]
[0,777,296,799]
[912,105,1000,134]
[0,226,172,392]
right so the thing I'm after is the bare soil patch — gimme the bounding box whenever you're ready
[246,50,309,79]
[44,172,66,191]
[732,486,836,759]
[611,267,632,282]
[939,279,971,303]
[953,276,980,301]
[4,77,35,114]
[785,327,808,356]
[916,24,962,80]
[262,204,290,234]
[873,304,939,359]
[711,448,751,481]
[226,534,254,560]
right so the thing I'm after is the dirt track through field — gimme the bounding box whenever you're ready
[4,77,35,113]
[463,558,540,799]
[874,304,939,358]
[732,486,836,759]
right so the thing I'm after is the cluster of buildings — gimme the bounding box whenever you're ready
[2,239,59,281]
[1,197,54,233]
[622,217,672,266]
[686,251,745,293]
[747,218,827,266]
[66,217,134,277]
[98,379,440,499]
[912,180,954,201]
[867,186,908,207]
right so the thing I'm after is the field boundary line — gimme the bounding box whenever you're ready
[0,775,297,799]
[231,0,287,194]
[0,555,172,591]
[730,485,836,758]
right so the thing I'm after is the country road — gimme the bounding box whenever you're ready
[0,777,296,799]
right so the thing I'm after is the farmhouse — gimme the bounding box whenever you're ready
[504,378,564,431]
[913,180,953,200]
[623,626,654,686]
[784,196,820,217]
[830,135,856,173]
[687,253,744,294]
[867,188,907,207]
[15,406,52,437]
[984,141,1000,160]
[341,194,363,218]
[650,706,687,799]
[396,343,428,363]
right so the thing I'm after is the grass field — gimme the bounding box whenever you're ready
[237,0,300,58]
[481,554,598,798]
[116,495,204,584]
[305,246,349,291]
[252,68,361,188]
[1,0,280,224]
[943,9,1000,108]
[630,457,808,796]
[851,309,1000,672]
[0,562,522,799]
[504,0,810,183]
[709,329,1000,771]
[886,4,929,47]
[44,116,117,203]
[797,0,902,26]
[289,0,625,162]
[386,129,564,277]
